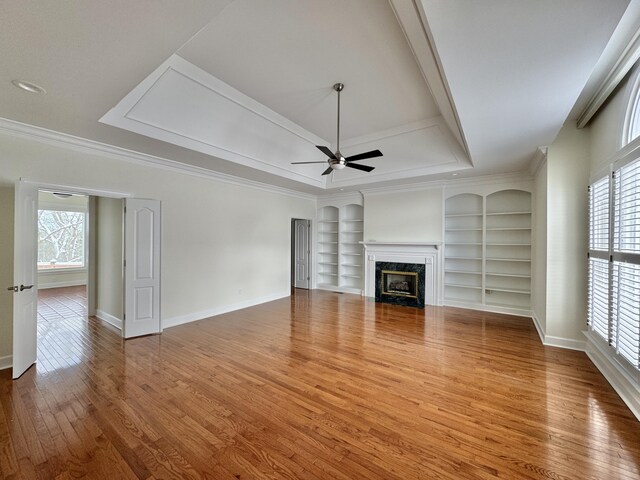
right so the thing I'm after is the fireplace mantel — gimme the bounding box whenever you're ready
[360,241,443,306]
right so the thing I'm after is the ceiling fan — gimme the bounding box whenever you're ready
[291,83,383,175]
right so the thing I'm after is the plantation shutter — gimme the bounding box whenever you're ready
[587,177,611,341]
[611,159,640,370]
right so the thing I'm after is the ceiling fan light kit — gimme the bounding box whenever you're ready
[291,82,383,176]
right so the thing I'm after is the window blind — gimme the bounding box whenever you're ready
[589,176,610,252]
[588,156,640,377]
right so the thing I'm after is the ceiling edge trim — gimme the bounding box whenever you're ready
[577,25,640,128]
[0,117,317,201]
[389,0,472,163]
[356,171,532,197]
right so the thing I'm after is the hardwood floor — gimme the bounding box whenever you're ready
[1,287,638,479]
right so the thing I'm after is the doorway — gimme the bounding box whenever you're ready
[12,180,162,378]
[35,190,124,371]
[291,218,311,290]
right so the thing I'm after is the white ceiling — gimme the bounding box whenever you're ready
[0,0,635,193]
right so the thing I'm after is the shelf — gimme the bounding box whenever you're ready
[319,241,338,244]
[486,211,531,216]
[342,242,361,245]
[319,273,337,277]
[318,262,338,266]
[445,270,482,275]
[319,251,338,255]
[341,264,362,267]
[320,230,338,234]
[486,272,530,278]
[341,274,361,278]
[446,228,483,231]
[486,258,531,262]
[485,287,530,294]
[486,227,531,231]
[343,230,363,233]
[445,283,482,290]
[342,252,362,256]
[447,242,482,245]
[318,220,339,223]
[445,213,482,217]
[485,301,530,309]
[342,219,364,222]
[445,257,483,260]
[487,243,531,246]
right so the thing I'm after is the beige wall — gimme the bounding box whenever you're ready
[96,197,124,322]
[532,160,547,333]
[0,186,14,364]
[364,187,443,242]
[545,123,590,343]
[0,133,316,354]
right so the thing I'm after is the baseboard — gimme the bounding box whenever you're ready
[584,331,640,421]
[38,280,87,290]
[542,335,586,351]
[530,310,585,351]
[531,311,546,344]
[443,299,532,318]
[163,290,291,330]
[0,355,12,371]
[96,309,123,330]
[317,285,363,295]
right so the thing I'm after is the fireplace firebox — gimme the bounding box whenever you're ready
[375,262,425,308]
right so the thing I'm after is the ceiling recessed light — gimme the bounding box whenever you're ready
[452,173,458,177]
[11,80,46,95]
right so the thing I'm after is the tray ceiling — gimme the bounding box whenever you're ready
[0,0,634,193]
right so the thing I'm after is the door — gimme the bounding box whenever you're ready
[12,181,38,378]
[293,219,310,289]
[124,198,161,338]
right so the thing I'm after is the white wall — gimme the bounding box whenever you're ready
[363,187,443,242]
[544,123,590,346]
[96,197,124,325]
[532,160,547,334]
[0,132,316,350]
[0,186,14,366]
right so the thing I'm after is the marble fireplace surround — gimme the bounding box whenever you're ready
[361,242,443,306]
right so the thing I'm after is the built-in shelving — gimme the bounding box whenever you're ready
[317,203,364,293]
[444,189,532,313]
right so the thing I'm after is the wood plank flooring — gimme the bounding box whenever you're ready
[0,287,638,479]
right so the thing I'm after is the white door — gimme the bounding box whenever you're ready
[124,199,161,338]
[12,181,38,378]
[293,219,310,289]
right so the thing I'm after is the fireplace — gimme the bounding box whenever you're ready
[375,262,425,308]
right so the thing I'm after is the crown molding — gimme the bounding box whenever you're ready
[359,171,532,197]
[0,117,317,201]
[528,146,548,176]
[577,23,640,128]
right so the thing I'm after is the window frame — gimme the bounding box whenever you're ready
[37,206,88,273]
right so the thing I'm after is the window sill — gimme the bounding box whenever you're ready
[38,268,87,275]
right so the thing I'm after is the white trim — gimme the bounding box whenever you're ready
[531,311,546,342]
[0,355,12,371]
[530,310,586,351]
[163,290,290,330]
[542,335,586,352]
[528,146,548,176]
[316,285,363,296]
[0,117,317,201]
[444,299,532,318]
[577,25,640,129]
[38,280,87,290]
[96,309,123,331]
[584,331,640,421]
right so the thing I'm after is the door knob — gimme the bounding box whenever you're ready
[7,286,18,292]
[19,284,34,291]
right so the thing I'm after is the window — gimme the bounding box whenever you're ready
[588,158,640,380]
[37,209,86,270]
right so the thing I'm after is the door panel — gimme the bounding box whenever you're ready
[12,181,38,378]
[124,199,161,338]
[294,219,310,289]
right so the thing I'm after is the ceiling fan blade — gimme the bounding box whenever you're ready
[345,149,383,162]
[291,161,329,164]
[321,166,333,176]
[316,145,337,159]
[346,163,375,172]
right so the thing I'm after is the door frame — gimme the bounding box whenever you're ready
[291,218,312,289]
